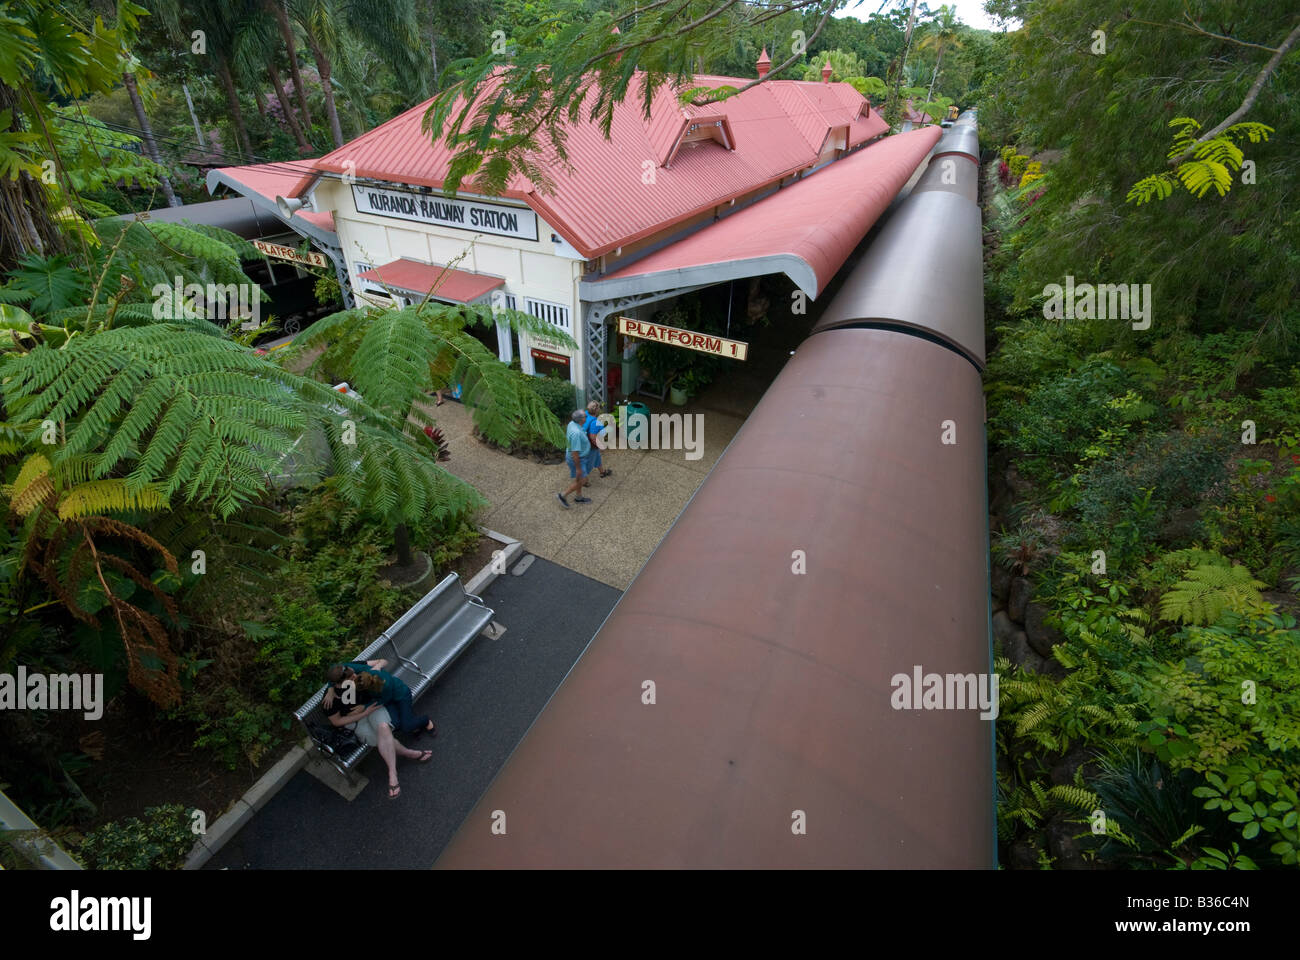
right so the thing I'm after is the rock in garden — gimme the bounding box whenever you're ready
[1008,576,1032,622]
[1024,602,1065,658]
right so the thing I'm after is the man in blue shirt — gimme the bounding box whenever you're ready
[558,409,592,508]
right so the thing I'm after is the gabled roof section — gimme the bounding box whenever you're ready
[258,69,887,260]
[582,126,941,302]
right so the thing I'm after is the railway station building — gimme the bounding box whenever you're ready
[209,56,941,405]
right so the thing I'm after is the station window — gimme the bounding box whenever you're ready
[524,297,571,332]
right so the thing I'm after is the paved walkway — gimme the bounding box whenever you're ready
[433,396,745,590]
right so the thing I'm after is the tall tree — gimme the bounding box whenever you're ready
[984,0,1299,347]
[289,0,345,148]
[233,11,315,153]
[918,4,962,103]
[0,2,139,264]
[119,66,181,206]
[265,0,314,130]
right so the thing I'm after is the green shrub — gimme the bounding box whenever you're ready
[520,371,576,421]
[991,358,1134,464]
[430,519,481,575]
[248,598,347,704]
[79,804,194,869]
[170,685,280,770]
[1063,428,1230,563]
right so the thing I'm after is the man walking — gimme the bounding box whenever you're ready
[558,409,592,508]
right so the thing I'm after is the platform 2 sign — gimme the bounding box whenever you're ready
[617,316,748,360]
[252,240,329,268]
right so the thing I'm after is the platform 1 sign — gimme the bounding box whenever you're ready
[253,240,329,269]
[618,316,748,360]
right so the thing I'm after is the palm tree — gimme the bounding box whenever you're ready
[119,67,181,207]
[141,0,257,161]
[340,0,431,103]
[801,49,867,83]
[919,5,964,105]
[288,0,346,148]
[233,11,316,154]
[265,0,314,131]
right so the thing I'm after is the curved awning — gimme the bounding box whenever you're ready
[580,125,941,303]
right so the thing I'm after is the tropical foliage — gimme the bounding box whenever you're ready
[983,0,1299,869]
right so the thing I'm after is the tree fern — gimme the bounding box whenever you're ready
[1159,563,1266,625]
[295,301,573,450]
[56,479,169,520]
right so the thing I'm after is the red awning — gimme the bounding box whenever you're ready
[356,258,505,303]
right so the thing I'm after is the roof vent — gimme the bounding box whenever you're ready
[821,61,833,83]
[757,47,771,79]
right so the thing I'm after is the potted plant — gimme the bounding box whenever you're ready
[636,342,678,399]
[673,368,710,404]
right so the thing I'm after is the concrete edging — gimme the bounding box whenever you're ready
[183,743,310,870]
[464,527,526,596]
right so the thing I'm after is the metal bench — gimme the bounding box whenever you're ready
[293,573,495,782]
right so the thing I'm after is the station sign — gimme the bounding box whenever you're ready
[618,316,748,360]
[352,184,539,241]
[253,240,329,268]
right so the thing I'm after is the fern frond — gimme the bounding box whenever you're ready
[57,480,169,519]
[6,453,55,516]
[1160,563,1266,625]
[1048,784,1100,812]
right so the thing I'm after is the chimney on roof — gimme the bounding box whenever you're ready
[756,47,771,79]
[611,24,622,64]
[821,61,833,83]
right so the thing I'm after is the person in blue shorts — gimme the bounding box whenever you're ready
[558,410,592,508]
[582,401,613,481]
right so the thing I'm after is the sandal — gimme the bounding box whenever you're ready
[418,750,433,763]
[388,783,401,799]
[599,469,613,477]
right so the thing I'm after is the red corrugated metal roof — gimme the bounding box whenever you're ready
[276,71,888,259]
[210,161,336,233]
[586,126,941,299]
[357,258,505,303]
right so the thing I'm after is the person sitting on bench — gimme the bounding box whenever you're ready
[326,660,438,738]
[321,663,430,800]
